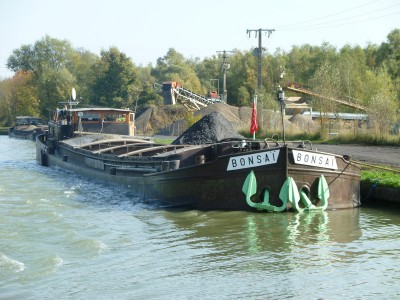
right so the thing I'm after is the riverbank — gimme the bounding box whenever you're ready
[361,182,400,206]
[314,144,400,207]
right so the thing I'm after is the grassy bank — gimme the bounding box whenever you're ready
[360,166,400,205]
[361,167,400,189]
[327,133,400,146]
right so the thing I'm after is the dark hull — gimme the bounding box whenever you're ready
[9,127,47,141]
[36,134,361,211]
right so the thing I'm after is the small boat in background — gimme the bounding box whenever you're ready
[8,116,48,140]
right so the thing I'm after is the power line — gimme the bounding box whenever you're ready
[276,2,400,32]
[277,0,381,29]
[278,10,400,32]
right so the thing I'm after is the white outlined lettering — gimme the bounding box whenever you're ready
[292,150,338,170]
[227,150,280,171]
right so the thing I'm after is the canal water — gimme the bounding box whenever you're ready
[1,136,400,299]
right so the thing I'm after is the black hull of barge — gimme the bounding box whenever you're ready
[36,134,361,211]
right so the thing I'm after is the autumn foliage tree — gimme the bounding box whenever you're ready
[6,36,78,116]
[0,71,39,125]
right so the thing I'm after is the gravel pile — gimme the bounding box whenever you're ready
[172,112,244,145]
[289,114,320,132]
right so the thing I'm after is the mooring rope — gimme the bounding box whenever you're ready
[363,180,380,204]
[351,161,400,174]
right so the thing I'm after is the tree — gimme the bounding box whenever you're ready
[236,86,251,106]
[134,65,163,115]
[91,47,139,108]
[68,49,99,105]
[6,36,78,115]
[366,68,398,136]
[364,43,378,69]
[309,59,341,133]
[0,71,39,125]
[338,45,369,108]
[194,55,221,95]
[227,51,257,106]
[151,48,203,94]
[377,29,400,79]
[376,29,400,105]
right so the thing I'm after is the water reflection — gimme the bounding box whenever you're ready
[162,208,362,255]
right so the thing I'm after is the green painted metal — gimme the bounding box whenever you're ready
[298,175,330,211]
[299,191,316,211]
[317,175,330,209]
[242,171,287,212]
[280,177,301,211]
[242,170,257,206]
[243,172,330,213]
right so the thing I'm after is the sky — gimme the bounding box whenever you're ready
[0,0,399,79]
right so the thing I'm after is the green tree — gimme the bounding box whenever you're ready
[309,59,341,130]
[135,65,163,115]
[377,29,400,79]
[68,49,99,105]
[364,43,378,69]
[151,48,203,94]
[236,86,251,106]
[365,68,398,136]
[227,51,257,106]
[91,47,139,108]
[338,45,370,108]
[6,35,78,115]
[194,55,221,95]
[376,29,400,106]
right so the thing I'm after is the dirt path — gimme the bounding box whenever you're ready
[315,144,399,167]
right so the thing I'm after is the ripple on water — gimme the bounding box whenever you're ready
[0,253,25,273]
[69,238,108,256]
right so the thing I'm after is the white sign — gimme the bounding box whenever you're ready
[227,150,280,171]
[292,150,338,170]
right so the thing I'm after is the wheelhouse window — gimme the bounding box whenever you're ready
[81,113,100,121]
[104,113,126,122]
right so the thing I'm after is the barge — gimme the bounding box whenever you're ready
[9,116,48,140]
[36,106,361,212]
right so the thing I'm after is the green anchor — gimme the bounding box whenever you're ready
[242,171,329,212]
[298,175,330,211]
[242,170,287,212]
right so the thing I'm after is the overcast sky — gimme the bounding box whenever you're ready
[1,0,399,78]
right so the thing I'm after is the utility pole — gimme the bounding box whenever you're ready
[246,28,275,90]
[217,50,234,103]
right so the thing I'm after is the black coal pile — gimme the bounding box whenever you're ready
[172,112,244,145]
